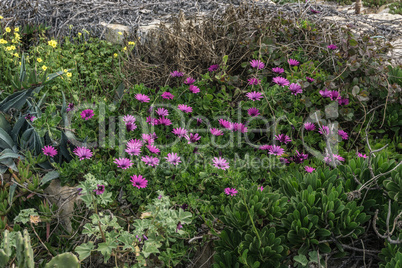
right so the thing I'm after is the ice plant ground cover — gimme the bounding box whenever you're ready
[0,10,401,268]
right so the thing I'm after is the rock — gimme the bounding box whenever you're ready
[388,38,402,66]
[44,179,81,234]
[100,23,131,45]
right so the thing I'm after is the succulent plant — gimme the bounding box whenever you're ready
[45,252,80,268]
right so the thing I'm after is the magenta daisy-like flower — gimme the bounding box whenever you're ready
[42,145,57,157]
[161,92,174,100]
[114,158,133,169]
[25,114,36,122]
[258,186,264,192]
[338,97,349,106]
[329,91,340,101]
[248,78,261,85]
[224,188,238,196]
[250,59,265,69]
[189,85,200,94]
[280,157,290,164]
[165,153,181,165]
[269,145,285,156]
[233,123,248,133]
[123,115,136,124]
[275,134,292,144]
[212,157,230,170]
[338,130,348,140]
[273,76,290,87]
[319,89,332,98]
[260,145,273,151]
[208,64,219,72]
[324,154,345,163]
[210,128,224,136]
[357,152,367,159]
[272,67,285,74]
[178,104,193,113]
[304,122,316,131]
[170,71,184,77]
[126,122,137,132]
[291,150,309,164]
[147,144,160,154]
[146,116,159,126]
[172,127,188,138]
[130,175,148,189]
[125,146,141,156]
[158,117,172,126]
[66,103,74,112]
[327,44,338,50]
[246,91,263,101]
[94,184,105,195]
[184,77,196,85]
[142,133,157,144]
[73,147,93,160]
[81,109,94,120]
[288,59,300,66]
[289,83,303,95]
[248,107,260,117]
[156,108,169,117]
[219,119,233,129]
[185,133,201,144]
[135,94,150,103]
[305,166,316,173]
[141,155,160,167]
[318,125,330,136]
[127,139,143,148]
[306,77,315,83]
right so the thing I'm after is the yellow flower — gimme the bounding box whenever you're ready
[37,58,42,63]
[15,27,19,32]
[48,40,57,48]
[113,53,118,58]
[118,32,123,35]
[66,72,72,77]
[128,41,135,46]
[14,33,20,39]
[63,69,68,73]
[19,62,21,66]
[42,65,47,71]
[78,32,82,36]
[123,46,127,51]
[0,39,7,44]
[5,27,11,33]
[14,53,18,57]
[0,16,3,20]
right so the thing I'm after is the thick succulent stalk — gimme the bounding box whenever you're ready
[0,230,11,266]
[15,229,35,268]
[45,252,80,268]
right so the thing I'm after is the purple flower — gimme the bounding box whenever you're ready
[157,117,172,126]
[248,78,261,85]
[156,108,169,117]
[208,64,219,72]
[248,107,260,117]
[178,104,193,113]
[66,103,74,112]
[25,114,36,122]
[172,128,188,137]
[319,89,332,98]
[304,122,316,131]
[280,157,290,164]
[269,145,285,156]
[123,115,136,124]
[318,125,330,136]
[306,77,315,82]
[196,118,203,126]
[147,144,160,154]
[224,188,238,196]
[292,150,308,164]
[114,158,133,169]
[357,152,367,159]
[329,91,340,101]
[288,59,300,66]
[42,145,57,157]
[158,195,163,199]
[260,145,273,151]
[289,83,303,95]
[142,133,157,144]
[185,133,201,144]
[94,184,105,195]
[212,157,230,170]
[127,139,143,148]
[275,134,292,144]
[125,146,141,156]
[232,123,248,133]
[338,97,349,106]
[305,166,315,173]
[130,175,148,189]
[73,147,93,160]
[246,91,263,101]
[258,186,264,192]
[310,8,320,13]
[327,44,338,50]
[324,154,345,164]
[80,109,94,120]
[143,235,148,240]
[219,119,233,130]
[146,116,159,126]
[250,59,265,69]
[273,76,290,87]
[176,222,183,233]
[126,122,137,132]
[272,67,285,74]
[141,155,160,167]
[184,77,196,85]
[210,128,224,136]
[170,71,184,77]
[135,94,150,103]
[338,130,348,140]
[161,92,174,100]
[189,85,200,94]
[165,153,181,165]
